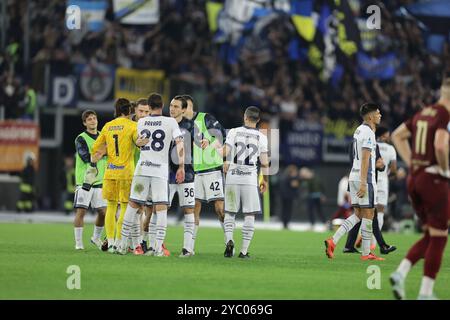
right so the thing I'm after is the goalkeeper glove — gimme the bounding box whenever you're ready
[82,163,98,191]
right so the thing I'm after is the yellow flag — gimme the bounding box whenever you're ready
[206,1,223,33]
[291,15,316,42]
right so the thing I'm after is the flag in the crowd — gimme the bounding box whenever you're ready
[206,1,224,33]
[113,0,159,25]
[404,0,450,34]
[290,0,315,41]
[357,52,397,80]
[67,0,107,32]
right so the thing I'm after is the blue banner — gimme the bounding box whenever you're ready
[281,120,323,165]
[357,52,397,80]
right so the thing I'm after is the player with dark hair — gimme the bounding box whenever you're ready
[324,103,384,261]
[167,95,197,256]
[73,110,107,250]
[88,98,147,253]
[215,106,270,258]
[390,78,450,300]
[182,95,227,253]
[118,93,185,256]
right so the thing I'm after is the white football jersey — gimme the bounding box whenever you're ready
[348,124,377,185]
[134,115,183,180]
[377,142,397,184]
[225,126,268,186]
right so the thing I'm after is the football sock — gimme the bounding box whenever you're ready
[115,202,128,240]
[241,215,255,255]
[372,213,386,247]
[224,213,236,244]
[377,212,384,230]
[105,201,118,245]
[220,220,225,243]
[333,214,360,244]
[419,276,435,297]
[92,225,103,241]
[361,218,373,256]
[74,227,83,247]
[155,210,168,254]
[192,224,199,251]
[424,236,448,279]
[131,214,141,249]
[149,213,157,249]
[120,204,138,249]
[406,232,430,265]
[397,259,412,278]
[344,221,361,249]
[183,213,195,252]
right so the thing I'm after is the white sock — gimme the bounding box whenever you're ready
[183,214,195,252]
[397,259,412,278]
[371,235,377,248]
[74,227,83,246]
[155,210,168,253]
[361,218,373,256]
[192,224,199,251]
[92,226,103,241]
[131,213,141,249]
[108,238,115,247]
[419,276,435,297]
[220,220,225,244]
[120,205,138,249]
[149,213,157,250]
[377,212,384,230]
[224,213,235,243]
[332,214,360,244]
[241,215,255,255]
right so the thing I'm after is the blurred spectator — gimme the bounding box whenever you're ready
[279,165,301,229]
[16,152,36,213]
[61,156,76,215]
[389,166,409,221]
[0,0,448,129]
[21,84,37,121]
[331,175,352,221]
[301,168,327,228]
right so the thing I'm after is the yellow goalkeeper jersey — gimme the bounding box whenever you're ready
[92,117,138,180]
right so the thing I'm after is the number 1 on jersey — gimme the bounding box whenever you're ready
[113,134,119,157]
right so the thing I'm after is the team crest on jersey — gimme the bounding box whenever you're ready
[134,183,144,194]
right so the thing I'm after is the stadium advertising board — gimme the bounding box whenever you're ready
[281,119,322,164]
[115,68,169,101]
[0,121,40,172]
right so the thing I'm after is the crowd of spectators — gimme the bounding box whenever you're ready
[1,0,449,131]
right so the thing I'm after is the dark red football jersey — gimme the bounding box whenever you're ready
[405,104,450,175]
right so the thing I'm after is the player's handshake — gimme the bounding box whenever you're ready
[82,163,98,191]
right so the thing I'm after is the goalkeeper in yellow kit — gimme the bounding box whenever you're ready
[85,98,148,253]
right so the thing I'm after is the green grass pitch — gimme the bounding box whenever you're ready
[0,223,449,300]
